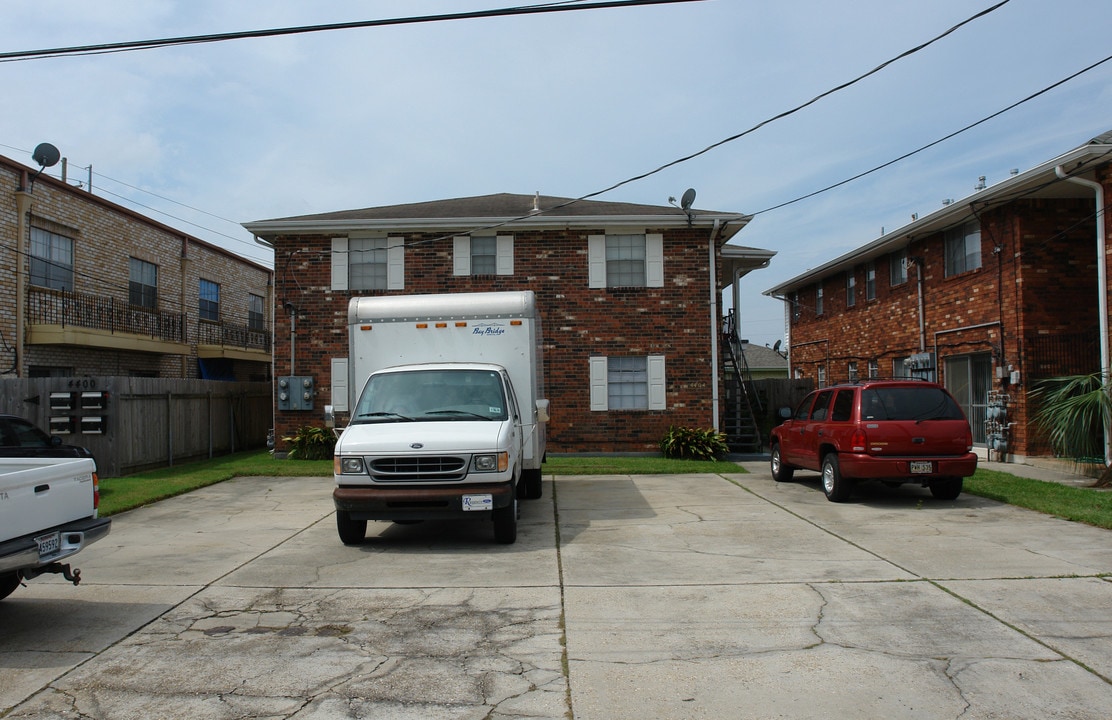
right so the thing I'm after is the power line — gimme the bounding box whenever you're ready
[0,0,705,62]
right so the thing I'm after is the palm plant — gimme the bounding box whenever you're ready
[1029,372,1111,486]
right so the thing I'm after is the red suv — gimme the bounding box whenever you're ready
[769,379,977,502]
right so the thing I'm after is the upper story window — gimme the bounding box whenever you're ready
[890,248,908,285]
[453,235,513,276]
[846,271,856,307]
[866,262,876,300]
[129,257,158,309]
[199,279,220,321]
[815,285,824,315]
[944,221,981,277]
[331,236,404,292]
[848,361,858,382]
[248,293,265,331]
[30,227,74,291]
[868,358,879,379]
[588,233,664,288]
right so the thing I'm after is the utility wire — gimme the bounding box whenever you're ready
[0,0,704,62]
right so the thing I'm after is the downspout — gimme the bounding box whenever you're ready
[708,219,722,432]
[14,172,33,377]
[1055,166,1111,466]
[913,255,926,352]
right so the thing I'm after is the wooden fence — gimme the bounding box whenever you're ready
[0,377,272,477]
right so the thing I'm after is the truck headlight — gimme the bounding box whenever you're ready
[339,457,365,474]
[472,452,508,472]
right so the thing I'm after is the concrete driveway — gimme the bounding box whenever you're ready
[2,463,1111,719]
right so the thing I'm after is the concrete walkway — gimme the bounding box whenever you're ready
[2,462,1111,718]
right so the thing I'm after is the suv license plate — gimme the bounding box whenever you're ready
[35,531,60,558]
[910,461,933,474]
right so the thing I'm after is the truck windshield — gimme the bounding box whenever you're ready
[352,369,508,423]
[861,387,965,421]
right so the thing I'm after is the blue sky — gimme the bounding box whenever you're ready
[2,0,1110,348]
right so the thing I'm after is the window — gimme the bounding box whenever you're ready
[868,358,879,379]
[817,365,826,388]
[866,262,876,300]
[199,279,220,321]
[846,271,856,307]
[890,249,907,285]
[810,390,833,420]
[588,234,663,288]
[831,389,854,422]
[453,235,514,276]
[30,227,74,291]
[248,293,265,331]
[129,258,158,309]
[815,285,824,315]
[944,221,981,277]
[589,355,666,411]
[848,361,858,382]
[331,236,404,291]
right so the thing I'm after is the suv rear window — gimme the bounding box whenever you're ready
[861,387,964,421]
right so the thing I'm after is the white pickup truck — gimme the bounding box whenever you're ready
[0,456,111,600]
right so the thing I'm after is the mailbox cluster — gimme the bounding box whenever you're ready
[49,391,109,435]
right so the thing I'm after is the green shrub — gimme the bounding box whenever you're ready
[282,425,337,460]
[659,425,729,461]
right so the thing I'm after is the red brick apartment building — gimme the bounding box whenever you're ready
[1,152,273,380]
[244,193,774,454]
[764,131,1112,462]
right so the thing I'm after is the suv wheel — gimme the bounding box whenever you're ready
[821,454,852,503]
[771,444,794,482]
[929,476,963,500]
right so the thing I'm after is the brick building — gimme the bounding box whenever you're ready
[245,193,774,454]
[764,132,1112,462]
[1,152,273,380]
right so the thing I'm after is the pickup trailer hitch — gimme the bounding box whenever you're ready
[23,563,82,586]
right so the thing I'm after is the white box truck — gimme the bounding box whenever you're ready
[331,291,548,544]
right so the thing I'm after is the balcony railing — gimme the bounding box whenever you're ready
[27,287,272,353]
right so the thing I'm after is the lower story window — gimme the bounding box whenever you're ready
[589,355,666,411]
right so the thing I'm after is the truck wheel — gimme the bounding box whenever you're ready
[929,477,963,500]
[770,443,795,482]
[0,572,21,601]
[336,511,367,545]
[821,454,852,503]
[522,468,543,499]
[493,485,518,544]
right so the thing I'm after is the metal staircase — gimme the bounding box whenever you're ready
[720,310,763,453]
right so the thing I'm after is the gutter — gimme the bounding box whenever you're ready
[1054,165,1111,467]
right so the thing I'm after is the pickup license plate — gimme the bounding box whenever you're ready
[910,461,933,474]
[462,494,493,511]
[35,531,60,558]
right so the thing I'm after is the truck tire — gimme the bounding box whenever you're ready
[0,571,20,601]
[770,443,794,482]
[493,484,518,544]
[821,453,852,503]
[929,477,963,500]
[336,510,367,545]
[522,468,543,499]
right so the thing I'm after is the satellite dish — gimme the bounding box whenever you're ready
[32,143,60,169]
[773,339,782,352]
[680,188,696,212]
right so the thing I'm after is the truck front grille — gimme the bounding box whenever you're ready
[368,456,468,482]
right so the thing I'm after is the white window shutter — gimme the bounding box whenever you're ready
[588,234,606,288]
[387,237,405,290]
[496,235,514,275]
[331,357,349,413]
[453,236,471,276]
[331,237,349,291]
[646,233,664,288]
[648,355,666,410]
[589,356,608,411]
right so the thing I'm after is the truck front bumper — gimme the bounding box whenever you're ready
[334,482,514,521]
[0,516,112,574]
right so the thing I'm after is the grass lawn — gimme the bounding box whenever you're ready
[98,451,1112,530]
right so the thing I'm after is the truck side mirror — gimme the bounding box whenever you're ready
[535,399,550,423]
[323,405,335,428]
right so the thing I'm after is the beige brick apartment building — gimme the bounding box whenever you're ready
[765,131,1112,463]
[245,193,774,455]
[2,152,273,381]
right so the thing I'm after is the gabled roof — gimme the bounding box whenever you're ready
[763,130,1112,297]
[245,192,752,243]
[740,342,789,370]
